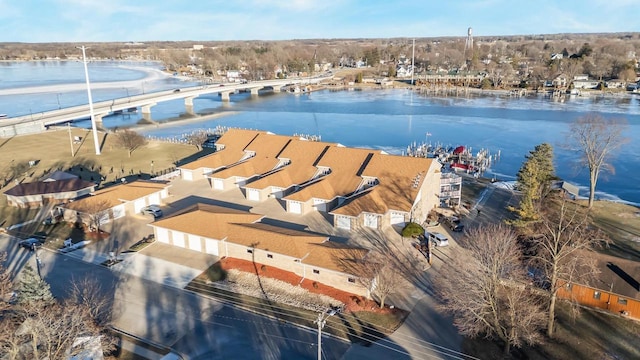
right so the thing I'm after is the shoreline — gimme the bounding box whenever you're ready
[128,111,240,134]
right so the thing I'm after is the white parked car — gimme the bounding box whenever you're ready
[141,205,163,218]
[427,232,449,247]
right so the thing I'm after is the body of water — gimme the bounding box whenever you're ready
[1,61,639,205]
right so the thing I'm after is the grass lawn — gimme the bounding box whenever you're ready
[0,127,204,229]
[587,200,640,261]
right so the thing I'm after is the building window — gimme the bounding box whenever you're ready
[618,298,628,305]
[313,269,320,274]
[267,254,273,259]
[348,277,355,283]
[593,291,601,300]
[247,249,253,254]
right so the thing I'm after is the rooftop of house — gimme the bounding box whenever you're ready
[179,129,263,171]
[284,146,378,202]
[331,153,437,216]
[150,203,368,273]
[4,178,96,197]
[245,140,334,190]
[209,133,293,179]
[64,180,169,211]
[587,251,640,300]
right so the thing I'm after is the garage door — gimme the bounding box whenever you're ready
[247,188,260,201]
[204,239,219,256]
[172,231,186,248]
[213,179,224,190]
[148,193,161,205]
[390,212,405,225]
[156,228,170,243]
[112,204,126,220]
[336,215,351,230]
[289,201,302,214]
[182,170,193,181]
[364,214,379,228]
[188,234,202,252]
[134,199,146,214]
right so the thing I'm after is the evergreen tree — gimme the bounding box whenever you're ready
[510,143,555,225]
[15,265,54,305]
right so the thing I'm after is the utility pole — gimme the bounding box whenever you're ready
[77,45,101,155]
[68,122,75,157]
[316,308,337,360]
[411,38,416,86]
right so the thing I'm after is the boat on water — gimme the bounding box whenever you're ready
[0,114,8,119]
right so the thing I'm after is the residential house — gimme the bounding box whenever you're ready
[242,140,335,202]
[283,146,377,215]
[329,153,440,231]
[4,172,95,208]
[208,133,293,191]
[551,74,568,88]
[178,129,263,181]
[149,204,370,296]
[61,180,170,225]
[557,252,640,321]
[573,78,600,89]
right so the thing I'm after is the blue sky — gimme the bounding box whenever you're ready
[1,0,638,43]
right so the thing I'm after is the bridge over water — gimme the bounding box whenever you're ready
[0,77,327,138]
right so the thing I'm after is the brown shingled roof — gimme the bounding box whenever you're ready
[246,140,334,190]
[150,203,368,274]
[4,178,95,197]
[284,146,377,202]
[210,133,293,179]
[151,204,264,240]
[65,180,169,211]
[331,153,436,216]
[180,129,263,171]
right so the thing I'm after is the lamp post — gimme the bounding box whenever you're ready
[77,45,101,155]
[316,308,338,360]
[56,93,61,109]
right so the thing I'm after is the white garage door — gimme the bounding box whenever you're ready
[148,193,161,205]
[172,231,186,248]
[289,201,302,214]
[134,198,146,214]
[313,199,326,212]
[188,234,202,252]
[112,204,126,220]
[247,188,260,201]
[156,228,170,243]
[204,239,219,256]
[182,170,193,181]
[213,179,224,190]
[390,212,405,225]
[336,216,351,230]
[364,214,379,228]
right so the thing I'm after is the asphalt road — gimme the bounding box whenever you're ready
[0,234,350,359]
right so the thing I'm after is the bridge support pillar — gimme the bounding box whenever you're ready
[249,87,262,96]
[93,113,107,131]
[184,96,197,115]
[141,103,156,122]
[220,91,232,102]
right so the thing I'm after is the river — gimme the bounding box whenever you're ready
[1,61,639,205]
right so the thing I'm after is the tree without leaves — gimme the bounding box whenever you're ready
[184,130,209,151]
[0,253,13,311]
[433,224,546,355]
[81,198,113,234]
[529,196,605,337]
[567,114,629,208]
[113,129,147,157]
